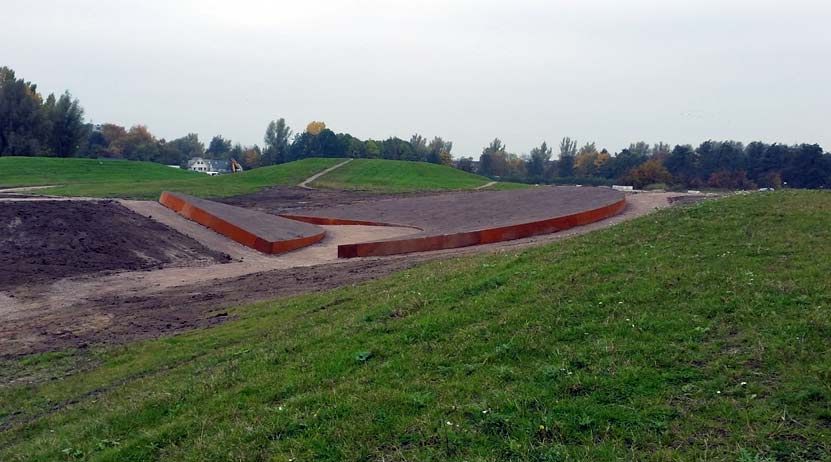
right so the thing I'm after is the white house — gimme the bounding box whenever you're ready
[187,157,231,175]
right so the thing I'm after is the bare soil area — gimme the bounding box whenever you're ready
[286,186,623,235]
[0,191,695,358]
[0,201,229,291]
[217,186,420,214]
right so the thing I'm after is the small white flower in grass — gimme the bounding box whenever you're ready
[740,381,747,386]
[716,390,721,394]
[446,421,452,426]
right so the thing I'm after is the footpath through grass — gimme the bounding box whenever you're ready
[310,159,498,192]
[2,191,830,461]
[32,158,344,199]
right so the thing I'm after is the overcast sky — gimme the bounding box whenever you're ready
[3,0,829,156]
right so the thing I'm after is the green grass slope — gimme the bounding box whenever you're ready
[2,191,830,461]
[0,157,200,188]
[311,159,496,192]
[36,158,344,199]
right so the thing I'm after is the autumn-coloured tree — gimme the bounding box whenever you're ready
[305,121,326,135]
[439,150,453,166]
[428,136,453,164]
[707,170,756,190]
[594,149,611,168]
[240,146,262,170]
[99,124,128,157]
[623,159,672,189]
[574,142,599,176]
[116,125,159,162]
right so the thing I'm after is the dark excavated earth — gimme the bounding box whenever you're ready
[0,200,230,290]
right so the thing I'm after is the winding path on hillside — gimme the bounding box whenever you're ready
[298,158,353,189]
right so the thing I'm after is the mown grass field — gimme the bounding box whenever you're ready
[1,191,829,461]
[3,157,527,198]
[18,158,344,199]
[310,159,497,192]
[0,157,200,188]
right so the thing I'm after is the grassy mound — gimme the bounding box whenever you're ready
[310,159,496,192]
[0,157,199,188]
[28,158,345,199]
[2,191,830,460]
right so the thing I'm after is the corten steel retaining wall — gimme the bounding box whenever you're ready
[159,192,325,254]
[324,197,626,258]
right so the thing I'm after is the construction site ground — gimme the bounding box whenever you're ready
[0,187,696,357]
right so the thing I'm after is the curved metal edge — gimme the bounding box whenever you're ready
[336,197,627,258]
[159,192,325,255]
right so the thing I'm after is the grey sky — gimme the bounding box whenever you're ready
[3,0,829,157]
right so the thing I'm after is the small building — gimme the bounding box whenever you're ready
[187,157,232,175]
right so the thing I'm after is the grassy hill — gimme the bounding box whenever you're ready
[3,157,527,198]
[4,158,344,199]
[0,157,199,188]
[310,159,496,192]
[2,191,829,460]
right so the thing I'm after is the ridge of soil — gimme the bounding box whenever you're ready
[0,200,229,291]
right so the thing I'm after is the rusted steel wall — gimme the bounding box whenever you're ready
[159,192,325,254]
[335,197,626,258]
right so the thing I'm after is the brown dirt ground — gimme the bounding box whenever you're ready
[217,186,423,214]
[0,191,699,358]
[284,186,624,235]
[0,200,229,291]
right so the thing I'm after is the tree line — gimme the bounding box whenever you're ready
[0,67,454,170]
[3,66,828,189]
[464,137,831,190]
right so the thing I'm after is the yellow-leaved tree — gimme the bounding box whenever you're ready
[306,121,326,135]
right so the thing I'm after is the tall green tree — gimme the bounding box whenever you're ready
[427,136,452,164]
[527,141,552,179]
[262,118,292,165]
[364,139,381,158]
[663,144,697,185]
[206,135,232,159]
[479,138,505,176]
[159,133,204,165]
[381,137,415,161]
[43,91,87,157]
[557,137,577,177]
[409,134,428,162]
[0,67,50,156]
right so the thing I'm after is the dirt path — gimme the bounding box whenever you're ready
[0,192,688,357]
[0,185,58,194]
[298,159,353,189]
